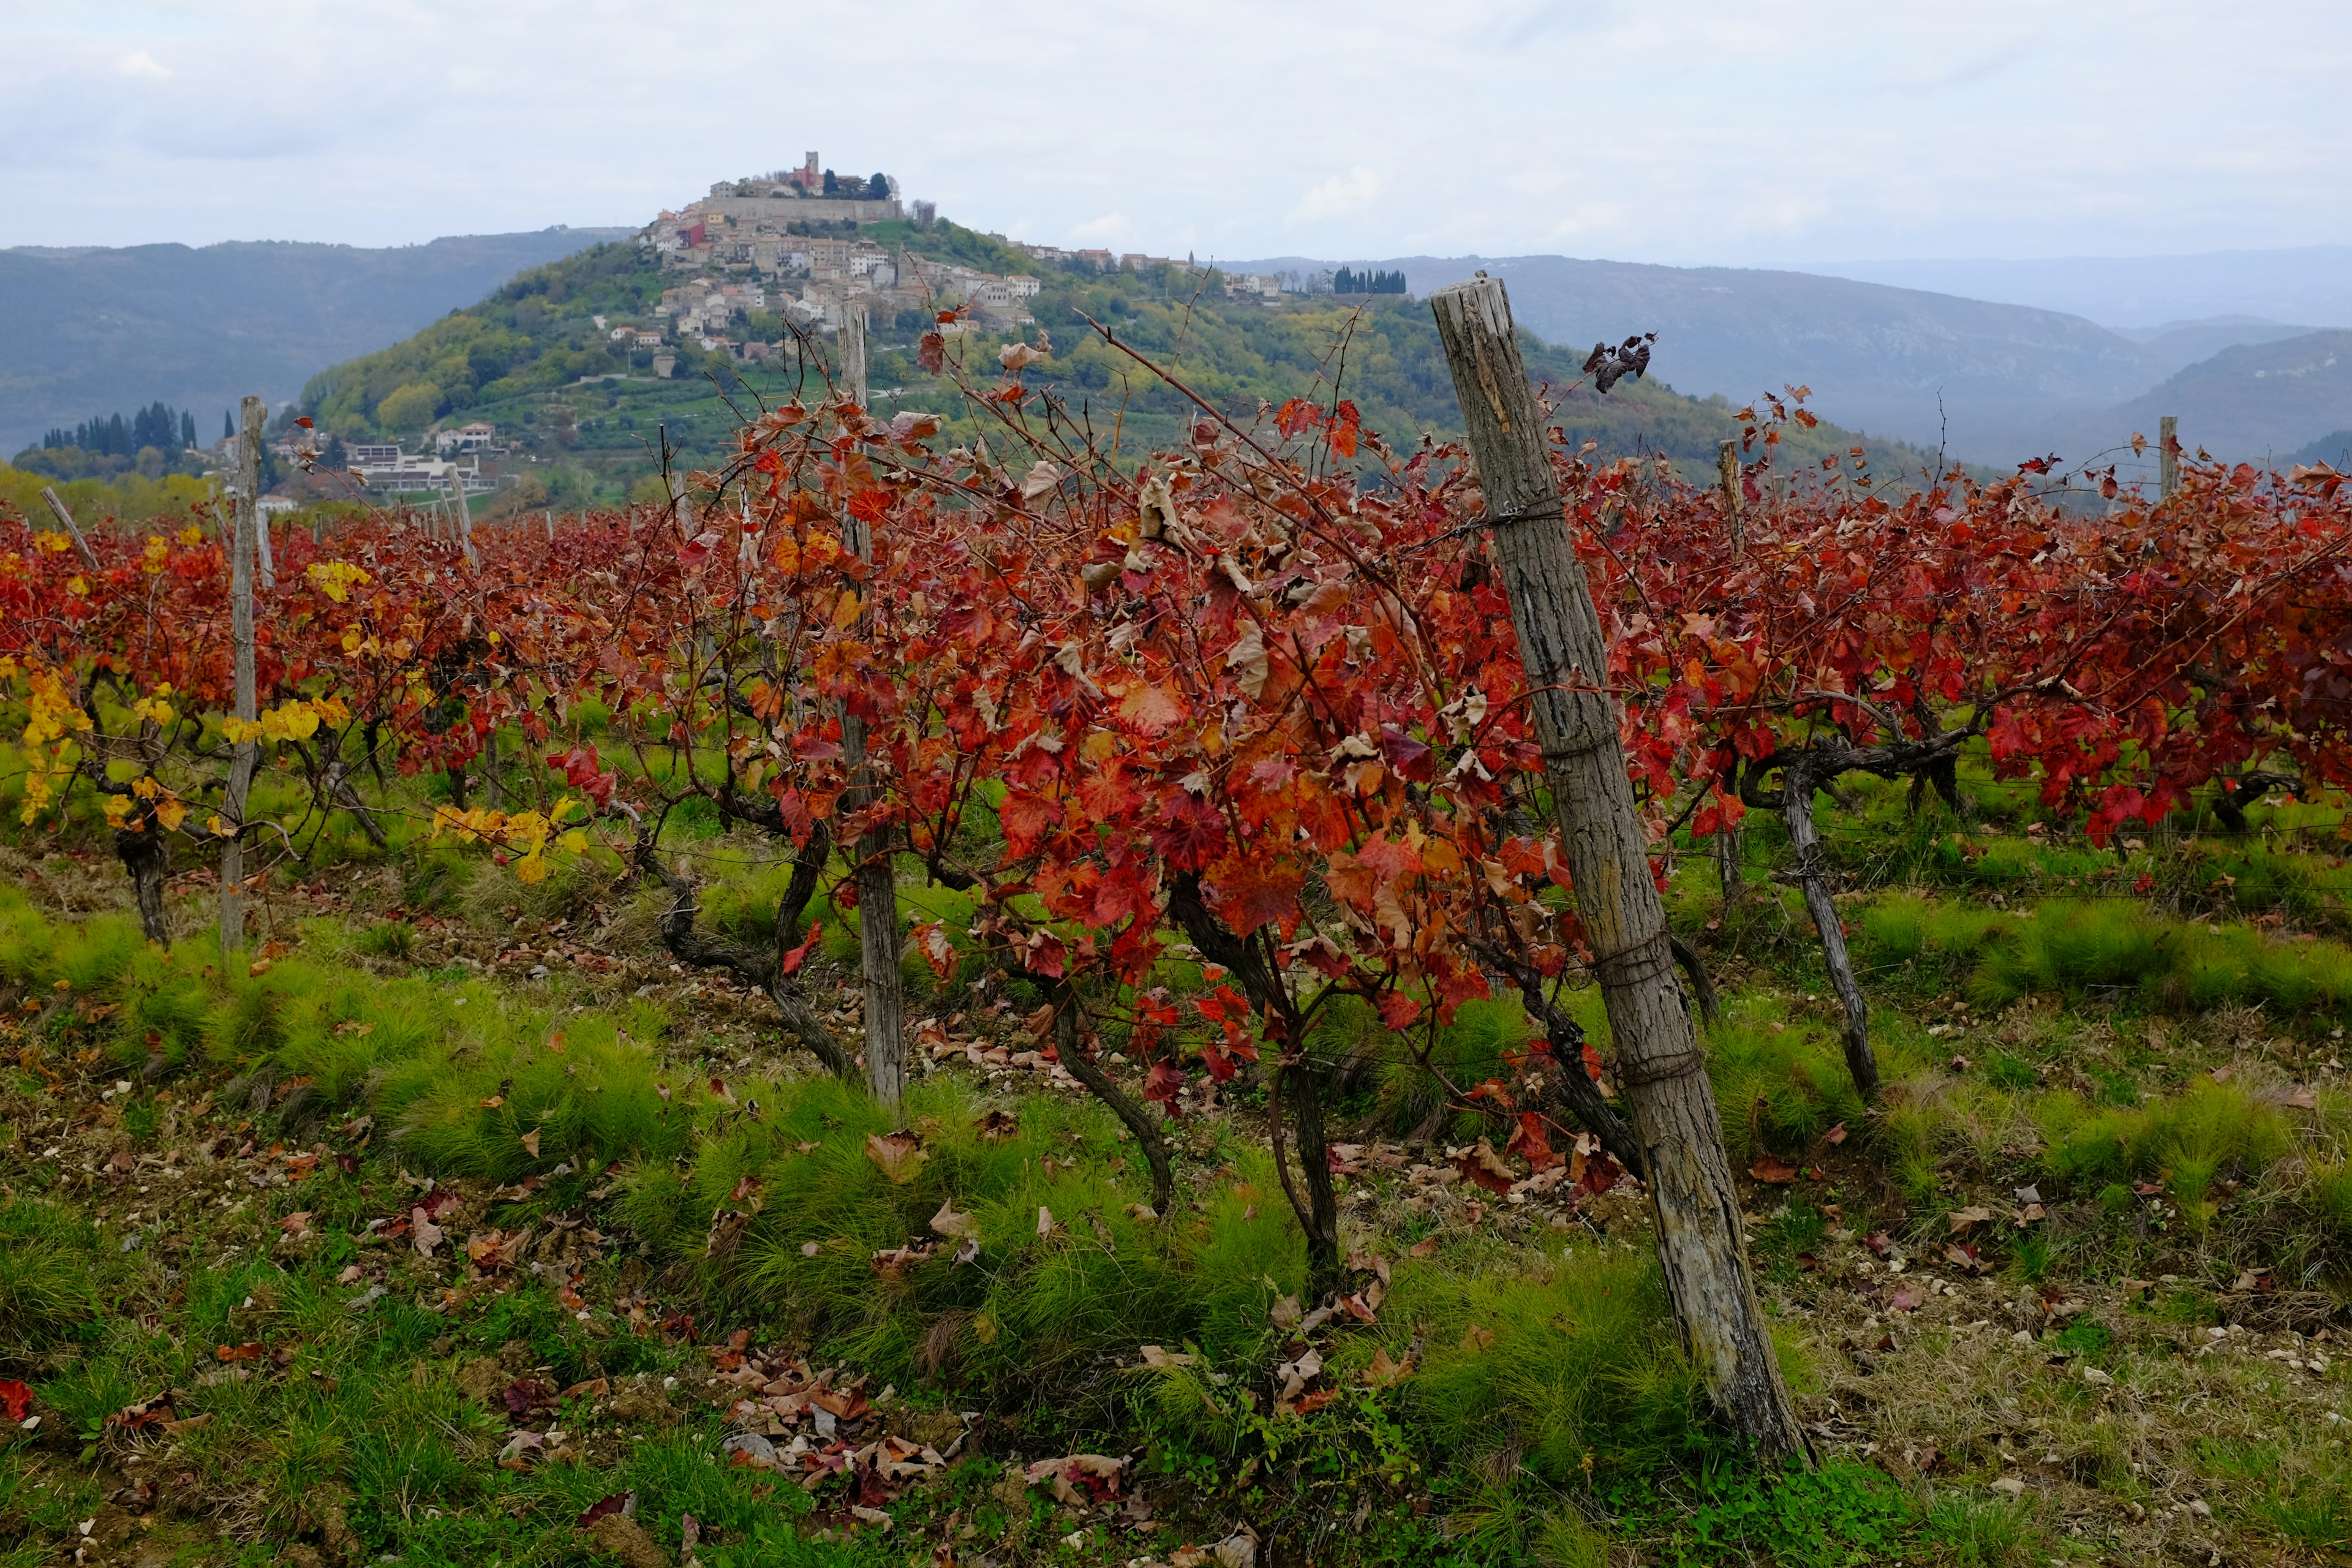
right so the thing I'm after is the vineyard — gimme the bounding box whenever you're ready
[4,279,2352,1567]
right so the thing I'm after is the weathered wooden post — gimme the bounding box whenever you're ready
[39,488,100,570]
[450,467,478,568]
[1713,439,1747,902]
[254,446,276,590]
[220,396,265,959]
[831,303,905,1106]
[2159,413,2179,500]
[1430,275,1807,1457]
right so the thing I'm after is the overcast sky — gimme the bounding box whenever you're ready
[6,1,2347,266]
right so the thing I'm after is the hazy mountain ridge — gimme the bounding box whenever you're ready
[1227,253,2171,462]
[1787,247,2352,331]
[1227,252,2351,465]
[0,228,630,451]
[2096,330,2352,463]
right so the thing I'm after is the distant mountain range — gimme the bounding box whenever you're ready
[1786,247,2352,332]
[0,228,630,453]
[1229,251,2350,467]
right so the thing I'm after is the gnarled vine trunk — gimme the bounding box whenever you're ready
[1777,762,1880,1102]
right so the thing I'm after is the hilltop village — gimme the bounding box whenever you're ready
[635,152,1279,358]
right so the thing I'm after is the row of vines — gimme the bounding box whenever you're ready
[6,298,2350,1453]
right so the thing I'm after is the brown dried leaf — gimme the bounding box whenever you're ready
[864,1133,927,1185]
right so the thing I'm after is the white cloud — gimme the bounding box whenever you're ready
[1067,211,1139,247]
[0,0,2342,267]
[1291,167,1381,225]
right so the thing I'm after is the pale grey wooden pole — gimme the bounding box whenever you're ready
[841,302,867,406]
[450,466,478,568]
[254,438,276,590]
[220,396,265,960]
[832,303,904,1106]
[1713,439,1746,901]
[1429,274,1807,1457]
[38,488,100,570]
[2159,413,2179,500]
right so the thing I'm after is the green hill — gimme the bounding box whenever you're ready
[295,221,1939,510]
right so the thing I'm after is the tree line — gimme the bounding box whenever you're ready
[39,402,202,458]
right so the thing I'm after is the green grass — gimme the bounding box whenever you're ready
[1856,892,2352,1018]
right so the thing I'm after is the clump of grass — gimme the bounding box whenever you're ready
[1389,1245,1711,1488]
[0,1197,102,1348]
[2038,1078,2291,1224]
[714,1076,1286,1416]
[1964,900,2352,1016]
[1706,1001,1870,1164]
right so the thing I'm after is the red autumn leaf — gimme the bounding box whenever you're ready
[0,1379,32,1421]
[576,1492,631,1527]
[1115,681,1185,735]
[1507,1112,1559,1173]
[1747,1155,1800,1184]
[1205,854,1303,937]
[1142,1059,1185,1114]
[997,791,1063,856]
[779,921,823,976]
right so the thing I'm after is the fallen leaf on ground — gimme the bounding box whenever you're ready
[1023,1452,1123,1505]
[865,1133,927,1185]
[1747,1155,1799,1184]
[521,1129,541,1157]
[1452,1137,1517,1194]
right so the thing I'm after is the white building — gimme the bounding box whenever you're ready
[348,443,491,495]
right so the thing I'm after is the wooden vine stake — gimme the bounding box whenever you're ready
[220,396,265,959]
[834,303,907,1107]
[2160,413,2180,500]
[450,467,478,568]
[38,488,100,570]
[1430,275,1807,1457]
[1713,439,1746,902]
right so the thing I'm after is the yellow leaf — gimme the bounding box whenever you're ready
[521,1129,541,1157]
[831,589,862,629]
